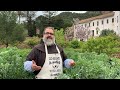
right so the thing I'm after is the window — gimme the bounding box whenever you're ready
[92,30,94,36]
[89,23,90,27]
[112,18,114,23]
[102,20,104,24]
[117,16,118,23]
[97,21,99,26]
[96,27,99,34]
[93,22,94,26]
[96,30,98,34]
[107,19,109,24]
[85,24,87,27]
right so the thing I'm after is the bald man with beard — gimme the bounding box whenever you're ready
[24,27,75,79]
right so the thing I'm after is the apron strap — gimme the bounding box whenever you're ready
[55,44,60,54]
[45,44,48,54]
[45,44,60,54]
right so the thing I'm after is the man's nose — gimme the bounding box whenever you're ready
[48,34,51,36]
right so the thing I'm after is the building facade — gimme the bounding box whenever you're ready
[73,11,120,41]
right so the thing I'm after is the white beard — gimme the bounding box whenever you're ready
[43,37,55,46]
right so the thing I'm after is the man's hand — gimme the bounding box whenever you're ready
[32,60,41,71]
[69,60,75,66]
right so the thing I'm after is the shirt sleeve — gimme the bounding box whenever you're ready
[64,59,72,68]
[24,61,35,72]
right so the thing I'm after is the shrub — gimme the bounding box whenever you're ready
[100,29,116,37]
[24,37,40,48]
[1,47,120,79]
[55,28,66,47]
[81,36,120,54]
[0,47,34,79]
[70,40,80,49]
[63,50,120,79]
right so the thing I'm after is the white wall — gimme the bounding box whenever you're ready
[114,11,120,35]
[73,11,120,41]
[77,14,115,38]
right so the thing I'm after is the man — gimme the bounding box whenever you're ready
[24,27,75,79]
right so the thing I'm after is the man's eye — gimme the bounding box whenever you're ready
[45,32,54,35]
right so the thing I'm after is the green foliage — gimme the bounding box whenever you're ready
[100,29,116,37]
[51,18,64,30]
[27,21,36,37]
[0,47,34,79]
[35,16,48,37]
[64,48,79,61]
[63,50,120,79]
[24,37,40,48]
[35,11,102,32]
[0,11,17,47]
[22,11,37,37]
[55,28,66,47]
[0,11,27,47]
[1,47,120,79]
[43,11,57,19]
[85,11,102,18]
[12,42,30,49]
[81,36,120,54]
[56,73,70,79]
[12,24,26,43]
[70,40,80,49]
[109,48,120,55]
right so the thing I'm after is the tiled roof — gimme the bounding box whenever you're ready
[79,12,115,24]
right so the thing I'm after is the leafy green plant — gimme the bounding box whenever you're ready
[81,36,120,54]
[63,49,120,79]
[1,47,120,79]
[100,29,116,37]
[70,40,80,49]
[24,37,40,48]
[0,47,34,79]
[55,28,66,47]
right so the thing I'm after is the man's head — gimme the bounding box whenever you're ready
[43,27,55,46]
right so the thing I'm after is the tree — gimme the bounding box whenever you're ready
[74,24,91,41]
[16,11,25,23]
[43,11,57,26]
[35,16,48,37]
[22,11,37,37]
[100,29,116,37]
[34,11,104,36]
[54,12,76,29]
[12,24,26,42]
[0,11,25,48]
[52,17,64,30]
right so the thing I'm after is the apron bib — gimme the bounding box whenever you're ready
[35,44,63,79]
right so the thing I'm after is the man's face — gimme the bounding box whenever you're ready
[43,28,55,46]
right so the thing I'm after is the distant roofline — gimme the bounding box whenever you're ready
[79,12,115,24]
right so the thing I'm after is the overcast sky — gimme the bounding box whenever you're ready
[35,11,87,17]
